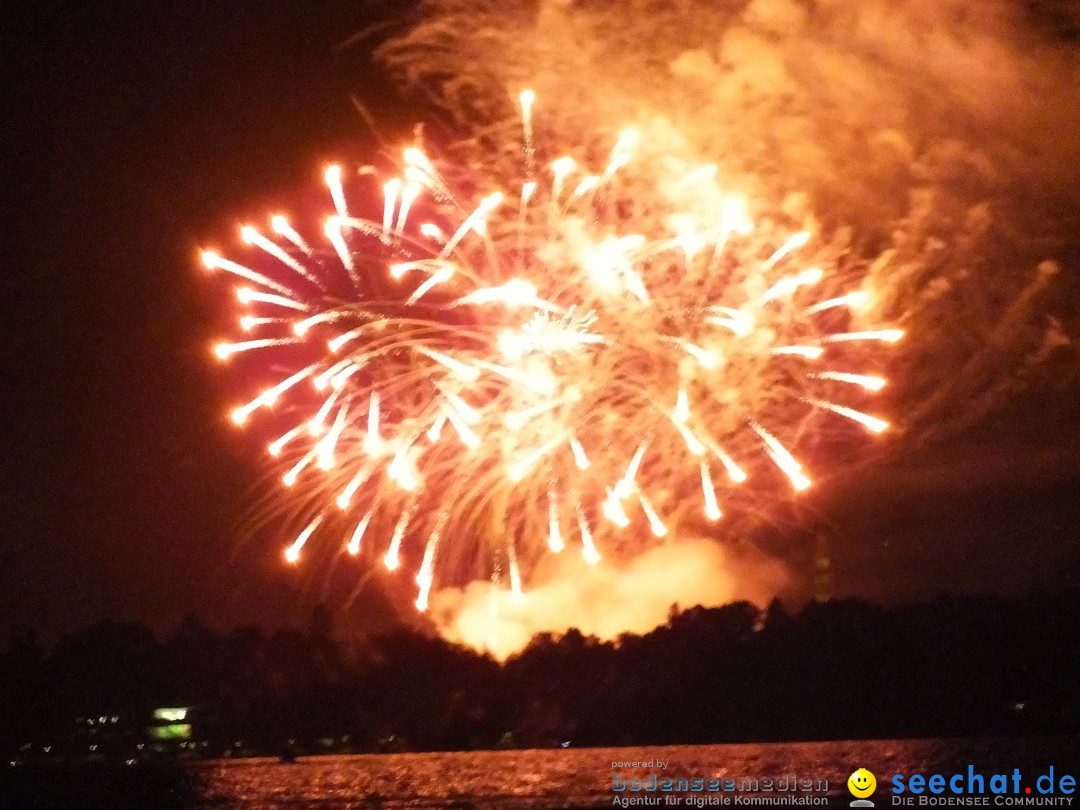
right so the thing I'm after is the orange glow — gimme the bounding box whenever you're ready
[203,105,901,612]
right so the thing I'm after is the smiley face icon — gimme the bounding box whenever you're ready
[848,768,877,800]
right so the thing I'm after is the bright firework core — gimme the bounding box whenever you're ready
[204,94,900,615]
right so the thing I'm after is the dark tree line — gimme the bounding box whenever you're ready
[2,590,1078,759]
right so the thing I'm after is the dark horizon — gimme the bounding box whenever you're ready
[3,588,1078,762]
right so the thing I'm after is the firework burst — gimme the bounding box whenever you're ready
[204,94,901,610]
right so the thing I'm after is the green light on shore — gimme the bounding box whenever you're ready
[153,707,188,723]
[149,723,192,741]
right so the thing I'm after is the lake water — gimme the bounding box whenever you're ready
[3,738,1076,809]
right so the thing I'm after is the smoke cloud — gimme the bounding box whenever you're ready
[430,540,788,659]
[382,0,1080,241]
[375,0,1079,649]
[379,0,1080,441]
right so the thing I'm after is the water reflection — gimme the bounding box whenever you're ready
[189,738,1072,809]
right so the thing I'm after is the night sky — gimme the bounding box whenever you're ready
[3,0,1079,644]
[2,0,425,641]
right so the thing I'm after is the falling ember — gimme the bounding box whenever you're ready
[414,514,446,610]
[569,436,590,470]
[825,329,904,344]
[202,251,293,297]
[427,412,446,442]
[415,546,435,610]
[384,506,416,571]
[763,231,811,268]
[674,389,691,423]
[761,267,823,304]
[324,217,355,276]
[578,508,601,565]
[443,403,481,449]
[602,487,632,528]
[406,265,453,305]
[283,447,316,488]
[205,98,900,607]
[233,366,314,424]
[440,386,481,424]
[675,421,707,456]
[443,193,503,255]
[346,512,372,555]
[507,436,563,482]
[771,345,824,359]
[235,288,308,311]
[804,398,890,433]
[240,225,315,284]
[700,461,722,521]
[239,316,278,332]
[551,156,575,193]
[638,493,668,537]
[420,222,445,242]
[214,338,297,360]
[395,182,420,236]
[547,492,565,552]
[751,423,812,492]
[325,165,348,217]
[679,340,719,369]
[615,442,649,499]
[338,464,375,510]
[388,444,420,490]
[314,357,352,389]
[712,445,748,484]
[418,348,479,381]
[309,390,340,436]
[811,371,887,392]
[804,291,869,314]
[284,516,323,564]
[570,175,600,201]
[316,405,348,470]
[269,424,305,458]
[271,214,312,255]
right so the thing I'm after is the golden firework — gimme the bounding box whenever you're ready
[204,94,900,610]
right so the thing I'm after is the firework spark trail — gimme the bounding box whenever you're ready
[205,94,901,610]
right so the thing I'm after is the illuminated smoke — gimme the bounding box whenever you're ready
[430,538,789,660]
[204,113,899,612]
[198,0,1075,641]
